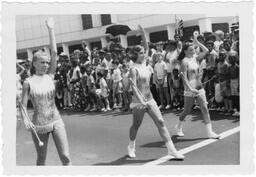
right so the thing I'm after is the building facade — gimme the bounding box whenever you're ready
[16,14,238,59]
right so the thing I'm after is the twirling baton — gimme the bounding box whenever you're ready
[19,103,44,147]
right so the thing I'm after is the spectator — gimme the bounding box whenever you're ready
[112,60,123,109]
[97,72,111,112]
[154,52,171,109]
[228,54,239,116]
[217,51,231,114]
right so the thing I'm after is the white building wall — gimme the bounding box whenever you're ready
[16,14,238,56]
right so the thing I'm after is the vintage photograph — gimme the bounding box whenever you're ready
[1,1,254,175]
[15,14,240,166]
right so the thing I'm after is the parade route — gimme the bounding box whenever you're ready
[16,108,240,166]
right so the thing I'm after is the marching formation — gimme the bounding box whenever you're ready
[16,17,240,165]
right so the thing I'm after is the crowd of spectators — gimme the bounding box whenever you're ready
[16,29,240,116]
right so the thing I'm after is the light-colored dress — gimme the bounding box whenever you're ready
[26,74,63,134]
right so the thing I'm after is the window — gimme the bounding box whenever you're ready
[57,46,63,55]
[127,35,142,46]
[101,14,112,26]
[212,23,229,33]
[17,52,28,60]
[149,30,168,43]
[81,14,93,30]
[90,41,102,50]
[182,26,200,41]
[68,44,83,54]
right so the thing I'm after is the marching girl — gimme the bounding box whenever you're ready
[175,31,220,139]
[19,18,71,165]
[127,25,184,159]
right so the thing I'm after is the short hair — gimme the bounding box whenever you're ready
[112,60,119,66]
[164,40,178,49]
[224,39,231,46]
[219,51,226,57]
[122,63,128,69]
[154,52,164,59]
[197,35,205,41]
[215,30,224,38]
[172,68,179,74]
[228,53,238,61]
[30,50,49,75]
[205,40,214,47]
[97,72,104,78]
[80,65,87,74]
[129,45,144,62]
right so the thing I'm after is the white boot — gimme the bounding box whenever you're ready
[127,140,136,158]
[166,141,185,159]
[175,121,184,137]
[205,123,220,139]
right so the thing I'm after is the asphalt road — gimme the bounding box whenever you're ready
[16,108,239,166]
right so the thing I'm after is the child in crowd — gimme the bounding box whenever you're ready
[80,65,90,111]
[154,52,171,109]
[228,54,240,116]
[68,57,85,110]
[55,80,64,109]
[121,63,132,112]
[171,68,183,110]
[217,51,232,114]
[223,39,238,61]
[97,72,111,111]
[214,30,224,54]
[112,60,123,109]
[86,66,98,111]
[59,57,72,109]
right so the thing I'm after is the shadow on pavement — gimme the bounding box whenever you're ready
[93,155,155,165]
[173,109,240,124]
[140,141,165,148]
[171,135,208,143]
[140,136,207,149]
[60,109,133,118]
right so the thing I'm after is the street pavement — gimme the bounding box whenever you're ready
[16,108,239,166]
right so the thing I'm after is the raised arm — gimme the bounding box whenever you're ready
[46,18,57,76]
[138,25,149,54]
[193,32,209,61]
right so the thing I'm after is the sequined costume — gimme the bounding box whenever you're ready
[26,74,63,134]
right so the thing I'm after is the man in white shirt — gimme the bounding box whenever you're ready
[164,40,179,108]
[154,52,170,109]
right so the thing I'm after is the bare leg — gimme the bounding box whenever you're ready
[197,92,220,138]
[147,100,171,142]
[147,99,184,159]
[32,132,50,165]
[52,123,71,165]
[128,106,146,157]
[179,96,194,121]
[129,107,145,141]
[175,96,194,136]
[196,93,211,124]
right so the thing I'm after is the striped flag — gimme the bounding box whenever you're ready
[178,19,183,37]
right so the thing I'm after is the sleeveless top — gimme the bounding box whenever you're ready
[182,57,202,91]
[131,63,153,103]
[26,74,61,133]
